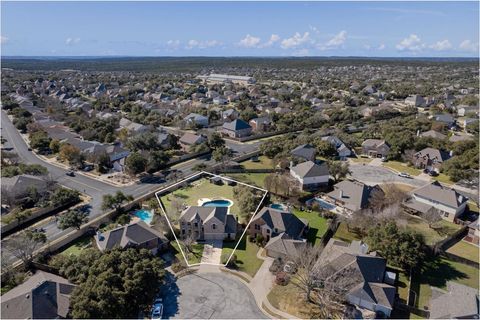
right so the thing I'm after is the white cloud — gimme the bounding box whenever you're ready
[396,34,424,51]
[1,35,8,44]
[263,34,280,47]
[325,30,347,48]
[238,34,261,48]
[459,39,478,52]
[364,44,372,50]
[281,32,310,49]
[429,39,452,51]
[65,37,80,45]
[166,40,181,50]
[186,39,220,49]
[378,44,386,50]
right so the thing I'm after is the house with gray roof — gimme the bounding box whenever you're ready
[221,119,252,138]
[321,136,352,159]
[413,147,451,173]
[290,144,316,162]
[179,206,237,241]
[405,95,426,107]
[247,207,308,259]
[404,181,468,222]
[1,271,75,319]
[315,239,396,317]
[249,116,271,132]
[429,282,479,319]
[2,174,48,202]
[361,139,390,158]
[419,130,447,140]
[324,180,382,215]
[184,113,209,128]
[94,220,169,254]
[179,133,206,151]
[290,160,329,191]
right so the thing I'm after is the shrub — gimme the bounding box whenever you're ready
[256,234,265,247]
[275,271,290,286]
[171,261,186,273]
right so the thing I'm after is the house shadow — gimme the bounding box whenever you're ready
[160,271,181,319]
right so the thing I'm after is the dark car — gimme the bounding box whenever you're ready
[423,169,429,174]
[428,171,439,177]
[66,171,75,177]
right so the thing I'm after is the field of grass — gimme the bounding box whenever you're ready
[395,268,410,304]
[402,213,461,246]
[433,173,455,185]
[171,240,204,265]
[227,172,269,189]
[333,222,363,243]
[383,161,421,176]
[241,156,274,170]
[291,209,329,246]
[411,256,479,310]
[446,241,479,263]
[222,235,264,277]
[59,235,93,256]
[350,157,372,164]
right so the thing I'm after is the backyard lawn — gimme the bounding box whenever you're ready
[221,235,264,277]
[446,240,479,263]
[227,172,269,189]
[333,222,363,243]
[171,240,204,265]
[241,156,274,170]
[383,161,421,176]
[402,213,461,246]
[291,208,329,246]
[411,255,479,310]
[59,235,93,256]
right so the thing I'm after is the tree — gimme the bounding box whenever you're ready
[101,191,134,213]
[366,221,425,269]
[422,207,442,229]
[290,244,322,303]
[95,152,112,174]
[212,146,233,164]
[59,143,84,167]
[207,132,225,149]
[49,188,81,207]
[314,140,337,158]
[57,208,89,230]
[49,139,61,154]
[328,160,350,183]
[29,130,51,152]
[5,230,47,269]
[233,185,261,219]
[56,248,165,319]
[147,150,169,173]
[125,152,147,175]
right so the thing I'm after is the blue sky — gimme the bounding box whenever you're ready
[1,1,478,57]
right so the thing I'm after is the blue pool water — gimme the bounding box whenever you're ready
[202,199,233,207]
[270,203,286,210]
[308,198,336,211]
[134,209,154,224]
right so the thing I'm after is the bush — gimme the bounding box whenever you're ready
[275,271,290,286]
[221,253,237,267]
[248,235,254,242]
[171,261,186,273]
[256,234,265,247]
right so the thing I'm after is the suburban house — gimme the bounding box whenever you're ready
[94,221,169,254]
[404,94,426,107]
[179,133,206,151]
[179,206,237,240]
[456,104,479,117]
[1,271,76,319]
[290,161,330,191]
[156,132,176,149]
[221,108,239,121]
[321,136,352,159]
[290,144,316,162]
[247,206,308,259]
[429,282,479,319]
[118,118,150,135]
[221,119,252,138]
[404,181,468,222]
[464,218,479,245]
[323,180,382,215]
[361,139,390,158]
[315,239,396,317]
[413,147,451,172]
[249,116,271,132]
[419,130,447,140]
[83,143,130,172]
[184,113,209,128]
[431,114,456,128]
[2,174,48,202]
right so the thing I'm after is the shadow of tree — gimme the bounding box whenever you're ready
[160,271,180,319]
[418,255,468,289]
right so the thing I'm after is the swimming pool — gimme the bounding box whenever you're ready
[202,199,233,207]
[307,198,337,211]
[134,209,154,225]
[270,203,286,210]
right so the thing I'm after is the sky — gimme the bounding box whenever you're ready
[1,1,479,57]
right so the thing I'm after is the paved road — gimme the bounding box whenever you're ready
[161,272,266,319]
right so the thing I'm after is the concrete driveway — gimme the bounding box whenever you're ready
[161,272,267,319]
[200,240,223,264]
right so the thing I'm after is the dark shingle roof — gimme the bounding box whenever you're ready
[290,144,316,161]
[222,119,252,131]
[253,207,307,238]
[291,161,329,178]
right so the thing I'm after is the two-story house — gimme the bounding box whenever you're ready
[179,206,237,240]
[221,119,252,138]
[361,139,390,158]
[413,147,451,173]
[290,160,329,191]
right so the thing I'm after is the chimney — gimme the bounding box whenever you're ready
[449,150,454,157]
[458,195,464,203]
[289,161,294,169]
[339,189,344,198]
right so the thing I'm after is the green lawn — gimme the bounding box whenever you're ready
[395,268,410,304]
[171,240,204,265]
[383,161,421,176]
[221,235,264,277]
[291,209,329,246]
[402,213,461,246]
[227,172,269,189]
[59,235,93,256]
[446,241,479,263]
[411,256,479,310]
[241,156,274,170]
[333,222,363,243]
[433,173,455,185]
[350,157,372,164]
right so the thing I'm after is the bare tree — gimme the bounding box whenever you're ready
[180,233,197,262]
[422,207,442,228]
[5,230,47,269]
[291,244,322,303]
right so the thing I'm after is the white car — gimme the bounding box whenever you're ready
[398,172,411,179]
[151,298,163,320]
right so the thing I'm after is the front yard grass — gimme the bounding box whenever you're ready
[222,235,263,277]
[333,222,363,243]
[171,240,204,265]
[350,157,372,164]
[291,208,329,246]
[383,161,421,176]
[411,255,479,310]
[241,156,274,170]
[446,240,479,263]
[59,235,93,256]
[402,213,461,246]
[432,173,455,185]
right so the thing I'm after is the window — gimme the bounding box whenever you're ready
[266,229,270,234]
[274,228,278,233]
[182,230,185,235]
[194,222,198,227]
[212,224,216,230]
[444,212,449,218]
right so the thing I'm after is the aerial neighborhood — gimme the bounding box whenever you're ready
[1,49,479,320]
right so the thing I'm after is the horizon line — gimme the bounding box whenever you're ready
[2,55,478,59]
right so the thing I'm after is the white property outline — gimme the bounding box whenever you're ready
[154,171,268,267]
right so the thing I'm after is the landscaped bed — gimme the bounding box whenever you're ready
[291,208,329,246]
[221,235,263,277]
[171,240,204,265]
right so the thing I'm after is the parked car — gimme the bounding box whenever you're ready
[66,171,75,177]
[398,172,411,179]
[423,169,430,174]
[27,147,32,151]
[150,298,163,320]
[428,171,439,177]
[381,157,387,162]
